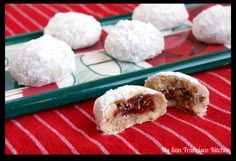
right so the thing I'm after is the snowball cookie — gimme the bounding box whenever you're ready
[132,4,189,30]
[10,34,75,87]
[93,85,167,134]
[44,12,102,50]
[144,71,209,116]
[104,20,164,62]
[192,5,231,44]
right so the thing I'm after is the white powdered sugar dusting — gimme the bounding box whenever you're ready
[192,5,231,44]
[132,4,189,30]
[93,85,167,134]
[10,34,75,87]
[95,85,160,112]
[104,20,164,63]
[44,12,102,50]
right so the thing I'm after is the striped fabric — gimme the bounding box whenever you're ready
[5,4,231,154]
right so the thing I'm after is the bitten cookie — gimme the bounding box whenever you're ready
[132,4,189,30]
[10,34,75,87]
[192,5,231,44]
[44,12,102,50]
[144,71,209,116]
[104,20,164,63]
[93,85,167,135]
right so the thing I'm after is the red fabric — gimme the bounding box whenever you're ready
[5,4,231,154]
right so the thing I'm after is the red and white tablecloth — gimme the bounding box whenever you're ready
[5,4,231,154]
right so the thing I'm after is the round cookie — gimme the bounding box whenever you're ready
[192,5,231,44]
[104,20,164,63]
[44,12,102,50]
[10,34,75,87]
[93,85,167,135]
[132,4,189,30]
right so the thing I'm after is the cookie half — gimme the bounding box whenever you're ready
[144,71,209,116]
[93,85,167,135]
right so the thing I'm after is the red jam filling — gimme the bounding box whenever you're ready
[114,94,156,117]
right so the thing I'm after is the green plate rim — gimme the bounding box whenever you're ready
[5,3,231,119]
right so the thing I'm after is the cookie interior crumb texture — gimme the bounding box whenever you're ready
[192,5,231,44]
[10,34,75,87]
[132,4,189,30]
[93,85,167,135]
[144,72,209,117]
[104,20,164,63]
[44,12,102,50]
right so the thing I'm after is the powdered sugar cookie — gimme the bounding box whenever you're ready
[104,20,164,63]
[93,85,167,135]
[192,5,231,44]
[144,71,209,116]
[132,4,189,30]
[44,12,102,50]
[10,34,75,87]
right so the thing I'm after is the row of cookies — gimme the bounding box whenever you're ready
[9,4,230,87]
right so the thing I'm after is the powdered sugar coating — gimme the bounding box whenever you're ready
[132,4,189,30]
[93,85,167,134]
[95,85,161,113]
[192,5,231,44]
[104,20,164,62]
[44,12,102,50]
[10,34,75,87]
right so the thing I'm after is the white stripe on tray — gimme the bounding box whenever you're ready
[9,4,44,29]
[152,122,203,154]
[5,10,31,32]
[200,116,231,131]
[33,114,80,154]
[96,4,119,15]
[5,87,26,101]
[5,87,27,95]
[26,4,51,19]
[54,110,109,154]
[11,119,49,154]
[74,105,141,154]
[5,90,23,97]
[166,112,231,154]
[5,138,18,154]
[197,79,231,101]
[5,93,23,101]
[206,72,231,85]
[131,126,172,155]
[209,103,231,114]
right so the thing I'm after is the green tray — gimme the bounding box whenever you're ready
[5,4,231,119]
